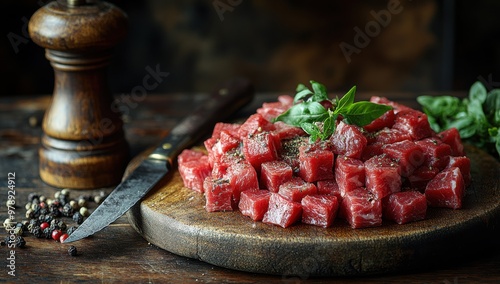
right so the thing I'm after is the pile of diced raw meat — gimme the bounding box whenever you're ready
[177,95,471,229]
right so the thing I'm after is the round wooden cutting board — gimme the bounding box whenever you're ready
[126,144,500,277]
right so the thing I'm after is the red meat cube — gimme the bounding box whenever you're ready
[438,128,465,156]
[238,190,271,221]
[408,165,440,191]
[208,132,242,168]
[278,177,317,202]
[301,195,339,228]
[330,121,367,159]
[178,154,211,193]
[341,188,382,229]
[272,121,307,140]
[383,191,427,224]
[415,137,452,171]
[370,96,413,114]
[316,179,342,200]
[277,94,294,107]
[261,160,293,192]
[238,113,276,139]
[178,149,207,164]
[226,162,259,205]
[425,167,465,209]
[361,142,384,161]
[382,140,425,177]
[204,177,234,212]
[365,154,402,199]
[298,143,334,182]
[262,193,302,228]
[280,137,307,173]
[242,132,279,172]
[257,101,289,121]
[211,122,241,140]
[363,108,395,132]
[446,156,471,186]
[392,110,434,140]
[371,128,413,145]
[335,156,365,196]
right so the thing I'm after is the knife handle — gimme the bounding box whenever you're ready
[148,77,255,165]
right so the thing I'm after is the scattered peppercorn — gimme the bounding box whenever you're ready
[51,229,62,241]
[15,236,26,248]
[66,226,77,236]
[78,198,87,208]
[40,222,49,230]
[43,227,54,239]
[59,233,69,243]
[68,245,77,256]
[32,227,43,238]
[79,207,90,217]
[62,203,74,217]
[14,227,23,236]
[20,189,103,253]
[72,212,84,225]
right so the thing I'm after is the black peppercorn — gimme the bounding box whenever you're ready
[32,227,43,238]
[68,245,77,256]
[15,236,26,248]
[43,227,53,239]
[62,203,74,217]
[58,194,69,206]
[27,193,39,202]
[29,218,40,228]
[66,226,77,236]
[72,212,84,225]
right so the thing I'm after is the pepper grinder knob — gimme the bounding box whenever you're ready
[29,0,129,189]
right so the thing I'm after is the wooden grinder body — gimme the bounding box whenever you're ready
[29,0,129,189]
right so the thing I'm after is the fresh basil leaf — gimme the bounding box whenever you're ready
[322,114,337,139]
[296,83,308,92]
[341,101,392,126]
[469,81,487,104]
[485,89,500,125]
[300,122,320,142]
[417,95,463,118]
[294,89,314,103]
[274,101,328,127]
[446,115,476,138]
[335,85,356,113]
[467,99,489,128]
[426,115,441,132]
[310,80,329,102]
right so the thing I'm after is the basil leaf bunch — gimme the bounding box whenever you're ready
[273,80,392,142]
[417,81,500,159]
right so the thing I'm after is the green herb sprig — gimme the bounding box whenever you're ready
[417,81,500,159]
[273,80,392,142]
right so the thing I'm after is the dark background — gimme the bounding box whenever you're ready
[2,0,500,97]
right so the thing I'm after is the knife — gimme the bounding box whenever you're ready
[64,77,255,243]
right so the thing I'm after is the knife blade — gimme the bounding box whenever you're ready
[64,77,255,243]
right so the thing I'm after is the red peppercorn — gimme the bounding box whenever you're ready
[59,233,69,243]
[40,222,49,230]
[51,229,62,241]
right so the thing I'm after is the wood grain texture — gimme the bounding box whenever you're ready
[127,144,500,277]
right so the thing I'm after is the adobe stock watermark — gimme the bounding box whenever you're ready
[6,0,52,54]
[213,0,243,21]
[339,0,406,63]
[477,74,500,91]
[78,64,170,150]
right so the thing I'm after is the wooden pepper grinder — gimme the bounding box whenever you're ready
[29,0,130,189]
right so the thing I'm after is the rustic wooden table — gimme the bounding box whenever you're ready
[1,92,499,283]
